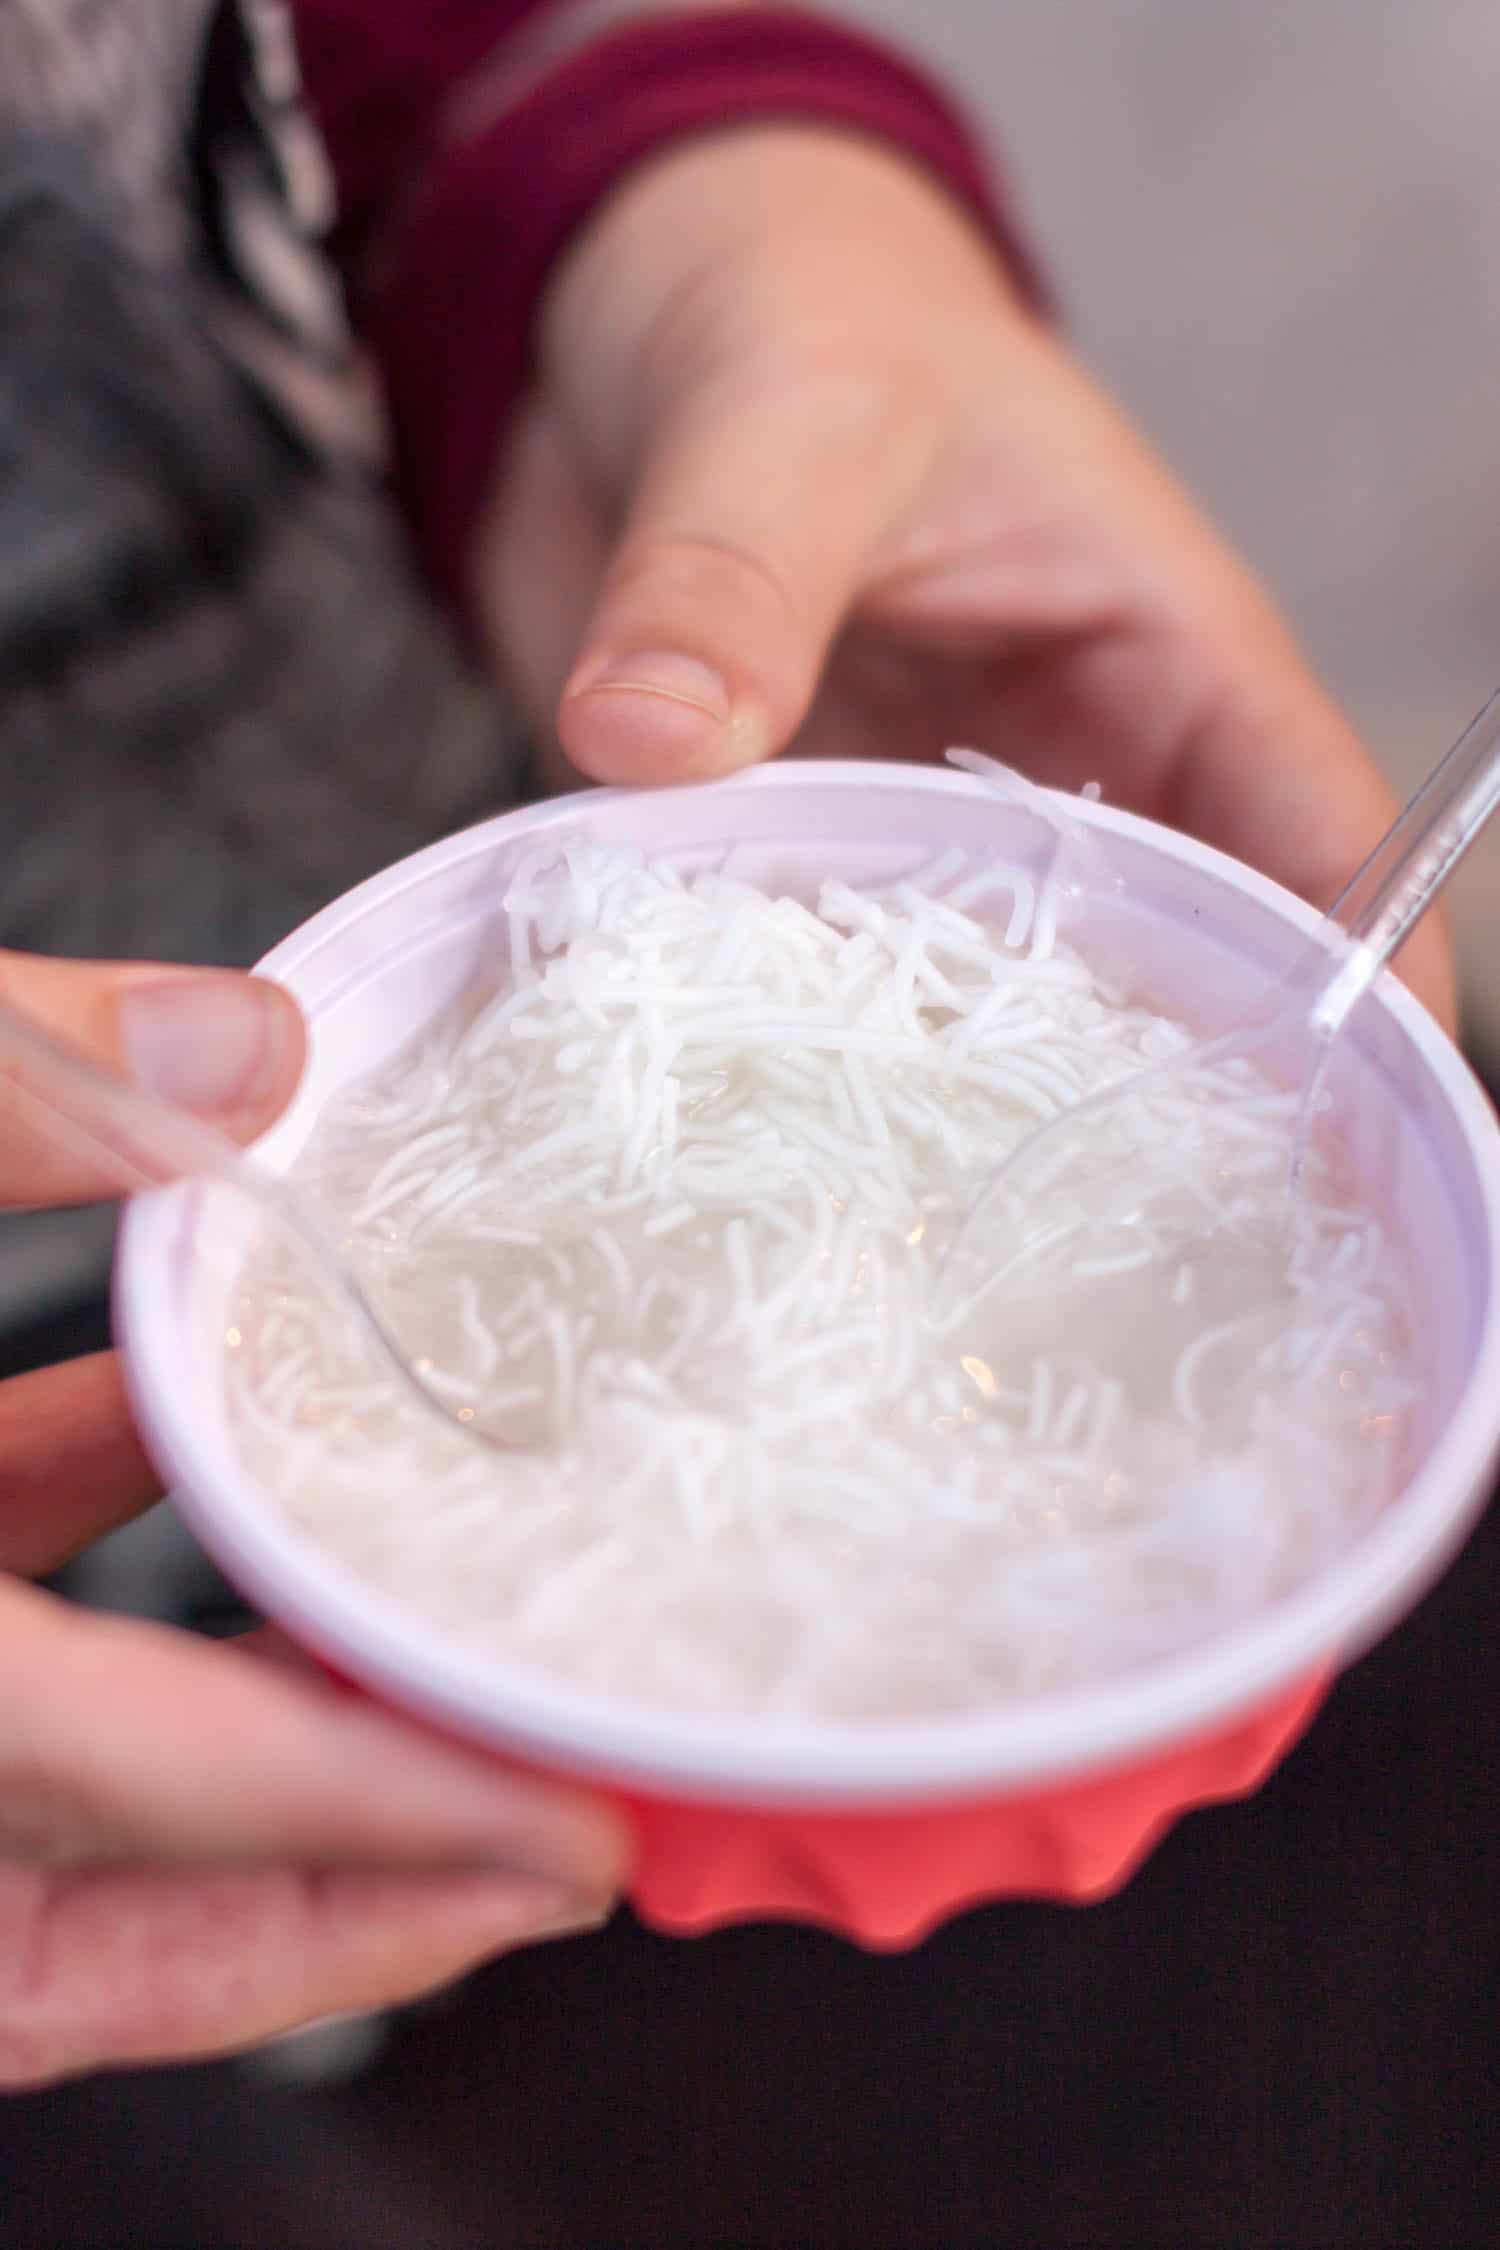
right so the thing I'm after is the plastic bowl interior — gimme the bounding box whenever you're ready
[116,765,1500,1933]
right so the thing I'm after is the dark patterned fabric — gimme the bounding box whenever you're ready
[0,0,515,970]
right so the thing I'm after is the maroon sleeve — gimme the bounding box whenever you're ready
[292,4,1050,621]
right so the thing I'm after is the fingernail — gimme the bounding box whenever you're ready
[121,977,290,1116]
[571,651,732,725]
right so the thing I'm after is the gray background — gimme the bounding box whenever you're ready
[852,0,1500,1027]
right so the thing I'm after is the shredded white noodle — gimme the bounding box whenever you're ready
[226,828,1417,1720]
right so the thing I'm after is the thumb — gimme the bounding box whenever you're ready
[558,382,925,784]
[1,951,306,1206]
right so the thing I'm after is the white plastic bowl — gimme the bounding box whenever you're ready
[115,764,1500,1941]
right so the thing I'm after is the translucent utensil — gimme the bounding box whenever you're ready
[0,995,520,1449]
[934,682,1500,1329]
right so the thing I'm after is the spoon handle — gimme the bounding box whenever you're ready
[1309,684,1500,1038]
[0,992,500,1444]
[0,989,276,1202]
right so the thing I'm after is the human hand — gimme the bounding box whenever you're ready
[476,125,1453,1031]
[0,953,627,2089]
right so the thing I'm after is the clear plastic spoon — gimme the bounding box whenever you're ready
[0,995,521,1448]
[934,682,1500,1329]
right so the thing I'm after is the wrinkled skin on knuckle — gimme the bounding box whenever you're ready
[606,526,799,634]
[0,1867,306,2089]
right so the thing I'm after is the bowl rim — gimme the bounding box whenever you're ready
[116,762,1500,1806]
